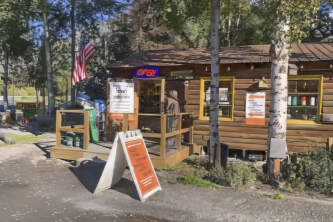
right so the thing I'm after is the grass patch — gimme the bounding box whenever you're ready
[171,174,218,188]
[264,193,286,200]
[6,133,44,143]
[164,158,209,177]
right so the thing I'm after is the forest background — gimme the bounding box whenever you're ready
[0,0,332,109]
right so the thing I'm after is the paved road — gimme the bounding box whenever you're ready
[1,142,333,222]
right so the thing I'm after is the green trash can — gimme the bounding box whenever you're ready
[86,108,99,143]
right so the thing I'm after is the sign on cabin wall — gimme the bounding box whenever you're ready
[219,88,229,105]
[94,130,161,202]
[245,92,265,126]
[135,66,159,78]
[109,82,134,113]
[167,70,194,80]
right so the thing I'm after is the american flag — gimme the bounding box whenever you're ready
[72,32,96,85]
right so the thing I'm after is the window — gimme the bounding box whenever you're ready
[200,77,234,121]
[287,75,323,124]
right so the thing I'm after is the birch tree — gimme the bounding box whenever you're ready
[210,0,221,165]
[263,0,321,176]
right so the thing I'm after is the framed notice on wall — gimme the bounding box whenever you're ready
[110,82,134,113]
[245,92,265,126]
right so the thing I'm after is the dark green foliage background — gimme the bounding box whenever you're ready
[281,149,333,195]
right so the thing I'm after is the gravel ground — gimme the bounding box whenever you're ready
[0,140,333,222]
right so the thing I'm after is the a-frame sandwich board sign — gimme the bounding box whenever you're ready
[94,130,161,202]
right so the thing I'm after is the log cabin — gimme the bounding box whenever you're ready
[107,43,333,163]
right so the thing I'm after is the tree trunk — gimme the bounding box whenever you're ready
[42,86,46,110]
[209,0,221,165]
[226,0,232,47]
[268,19,290,176]
[42,0,55,116]
[65,77,68,104]
[71,0,76,105]
[35,85,39,110]
[2,44,9,110]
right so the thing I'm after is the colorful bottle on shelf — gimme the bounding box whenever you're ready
[310,97,316,106]
[292,96,297,106]
[301,96,307,106]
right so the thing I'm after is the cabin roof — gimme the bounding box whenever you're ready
[108,43,333,68]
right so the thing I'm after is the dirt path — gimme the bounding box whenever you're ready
[0,141,333,222]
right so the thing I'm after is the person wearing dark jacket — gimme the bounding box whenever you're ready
[166,90,180,149]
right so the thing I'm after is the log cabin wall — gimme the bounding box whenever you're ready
[187,62,333,153]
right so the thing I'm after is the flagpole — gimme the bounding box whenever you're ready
[71,0,76,105]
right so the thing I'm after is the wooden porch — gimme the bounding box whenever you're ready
[50,110,200,169]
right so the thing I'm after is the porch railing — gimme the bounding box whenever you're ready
[138,113,193,159]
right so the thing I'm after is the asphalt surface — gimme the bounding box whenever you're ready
[1,142,333,222]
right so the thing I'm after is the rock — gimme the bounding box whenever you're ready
[0,133,15,144]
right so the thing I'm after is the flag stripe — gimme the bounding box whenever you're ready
[72,34,95,86]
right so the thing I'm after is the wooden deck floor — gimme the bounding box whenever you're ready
[50,141,199,169]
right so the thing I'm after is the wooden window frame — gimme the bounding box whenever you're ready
[287,75,323,125]
[199,76,235,121]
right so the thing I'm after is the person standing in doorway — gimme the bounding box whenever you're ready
[166,90,180,115]
[166,90,180,149]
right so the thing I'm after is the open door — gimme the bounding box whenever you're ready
[137,78,165,114]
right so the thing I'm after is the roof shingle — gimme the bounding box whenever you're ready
[108,43,333,68]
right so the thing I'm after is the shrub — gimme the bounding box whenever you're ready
[208,162,256,189]
[23,109,38,121]
[175,174,217,188]
[281,149,333,195]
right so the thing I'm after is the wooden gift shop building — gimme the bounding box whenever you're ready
[108,43,333,161]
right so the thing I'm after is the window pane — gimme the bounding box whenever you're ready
[287,79,319,121]
[203,80,232,118]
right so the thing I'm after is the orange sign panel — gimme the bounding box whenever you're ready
[245,92,266,126]
[125,139,159,196]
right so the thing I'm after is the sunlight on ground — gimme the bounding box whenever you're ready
[4,133,45,144]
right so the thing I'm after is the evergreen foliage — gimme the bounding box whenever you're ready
[281,149,333,195]
[208,163,256,189]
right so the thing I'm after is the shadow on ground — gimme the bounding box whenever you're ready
[70,158,139,200]
[34,141,55,158]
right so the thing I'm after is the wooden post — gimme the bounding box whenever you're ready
[273,158,280,176]
[133,79,140,129]
[242,149,246,159]
[176,113,182,150]
[56,110,61,146]
[83,110,89,150]
[189,126,193,144]
[122,113,128,132]
[160,114,167,159]
[160,78,165,113]
[105,78,111,141]
[328,137,333,151]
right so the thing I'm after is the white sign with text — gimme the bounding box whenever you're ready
[109,82,134,113]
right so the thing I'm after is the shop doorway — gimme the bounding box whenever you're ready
[138,79,162,114]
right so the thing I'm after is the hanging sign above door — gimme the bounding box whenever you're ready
[135,66,160,78]
[167,69,194,80]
